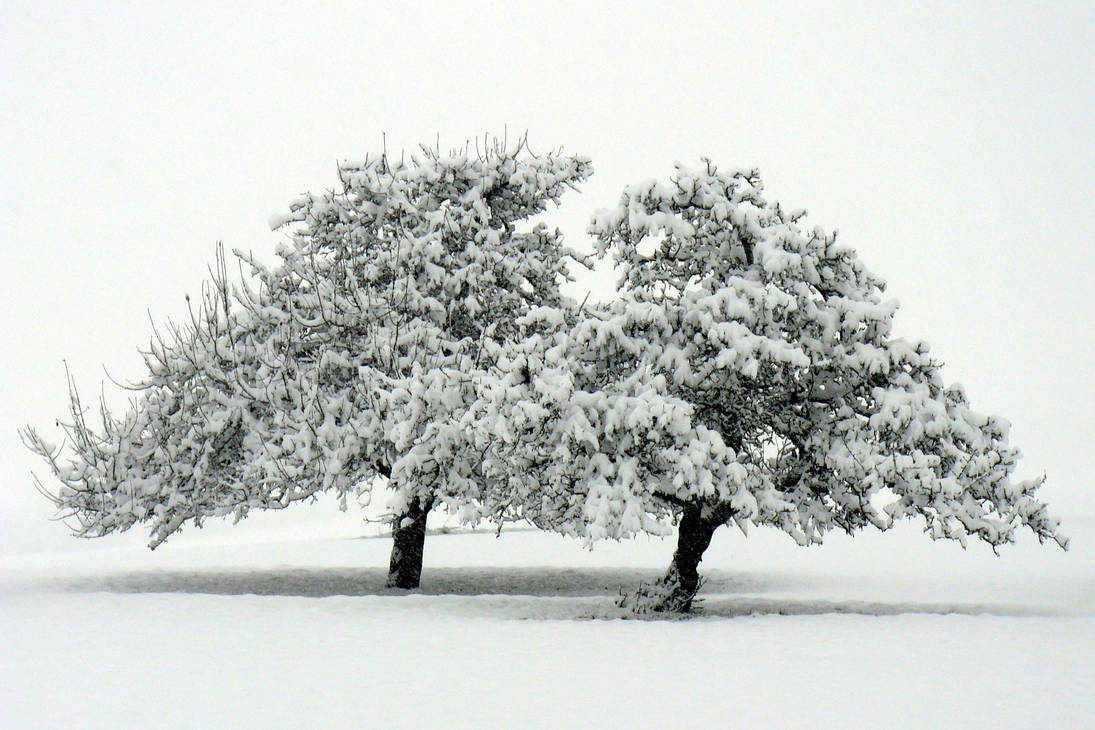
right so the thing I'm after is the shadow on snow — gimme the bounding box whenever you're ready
[31,566,1075,618]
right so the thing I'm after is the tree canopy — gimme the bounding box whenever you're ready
[24,139,592,586]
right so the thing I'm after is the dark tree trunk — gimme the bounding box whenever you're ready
[621,500,724,613]
[663,503,720,607]
[386,497,434,589]
[657,502,721,612]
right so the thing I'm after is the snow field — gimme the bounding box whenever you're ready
[2,515,1092,729]
[4,591,1092,729]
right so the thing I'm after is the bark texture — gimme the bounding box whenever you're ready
[386,497,434,589]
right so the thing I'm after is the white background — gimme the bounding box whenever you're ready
[2,1,1092,550]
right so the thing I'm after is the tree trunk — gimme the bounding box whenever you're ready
[620,501,722,613]
[664,502,720,608]
[386,497,434,589]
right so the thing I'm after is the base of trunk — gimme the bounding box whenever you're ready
[386,497,434,589]
[617,565,706,614]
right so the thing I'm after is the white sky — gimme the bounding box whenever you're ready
[2,0,1092,551]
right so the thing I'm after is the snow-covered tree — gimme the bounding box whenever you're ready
[466,161,1067,612]
[23,138,592,588]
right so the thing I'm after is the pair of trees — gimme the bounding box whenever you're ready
[25,139,1066,611]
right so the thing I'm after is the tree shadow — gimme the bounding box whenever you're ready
[44,566,779,598]
[31,566,1079,618]
[695,596,1067,619]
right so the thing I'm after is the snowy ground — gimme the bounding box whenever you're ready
[2,509,1092,729]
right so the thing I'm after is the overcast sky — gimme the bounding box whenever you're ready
[2,1,1092,551]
